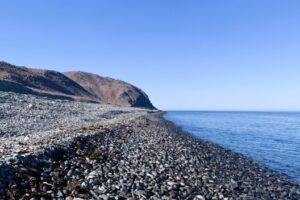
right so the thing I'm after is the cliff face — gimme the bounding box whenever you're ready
[64,71,156,109]
[0,61,156,109]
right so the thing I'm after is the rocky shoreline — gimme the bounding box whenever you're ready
[0,112,299,199]
[0,91,149,162]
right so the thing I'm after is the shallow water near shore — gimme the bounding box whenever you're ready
[164,111,300,182]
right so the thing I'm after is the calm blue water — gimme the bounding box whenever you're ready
[164,111,300,182]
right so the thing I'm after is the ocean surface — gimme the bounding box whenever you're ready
[164,111,300,182]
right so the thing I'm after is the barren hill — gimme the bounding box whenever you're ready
[64,71,155,109]
[0,61,155,109]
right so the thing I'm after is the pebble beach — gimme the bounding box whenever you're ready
[0,92,300,200]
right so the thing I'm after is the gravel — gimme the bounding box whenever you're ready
[0,91,149,162]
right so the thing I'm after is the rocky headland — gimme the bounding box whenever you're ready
[64,71,155,109]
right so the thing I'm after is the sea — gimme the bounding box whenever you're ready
[164,111,300,182]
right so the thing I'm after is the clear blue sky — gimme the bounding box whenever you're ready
[1,1,300,110]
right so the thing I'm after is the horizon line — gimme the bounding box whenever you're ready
[164,110,300,112]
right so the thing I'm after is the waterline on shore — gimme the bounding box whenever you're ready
[164,111,300,182]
